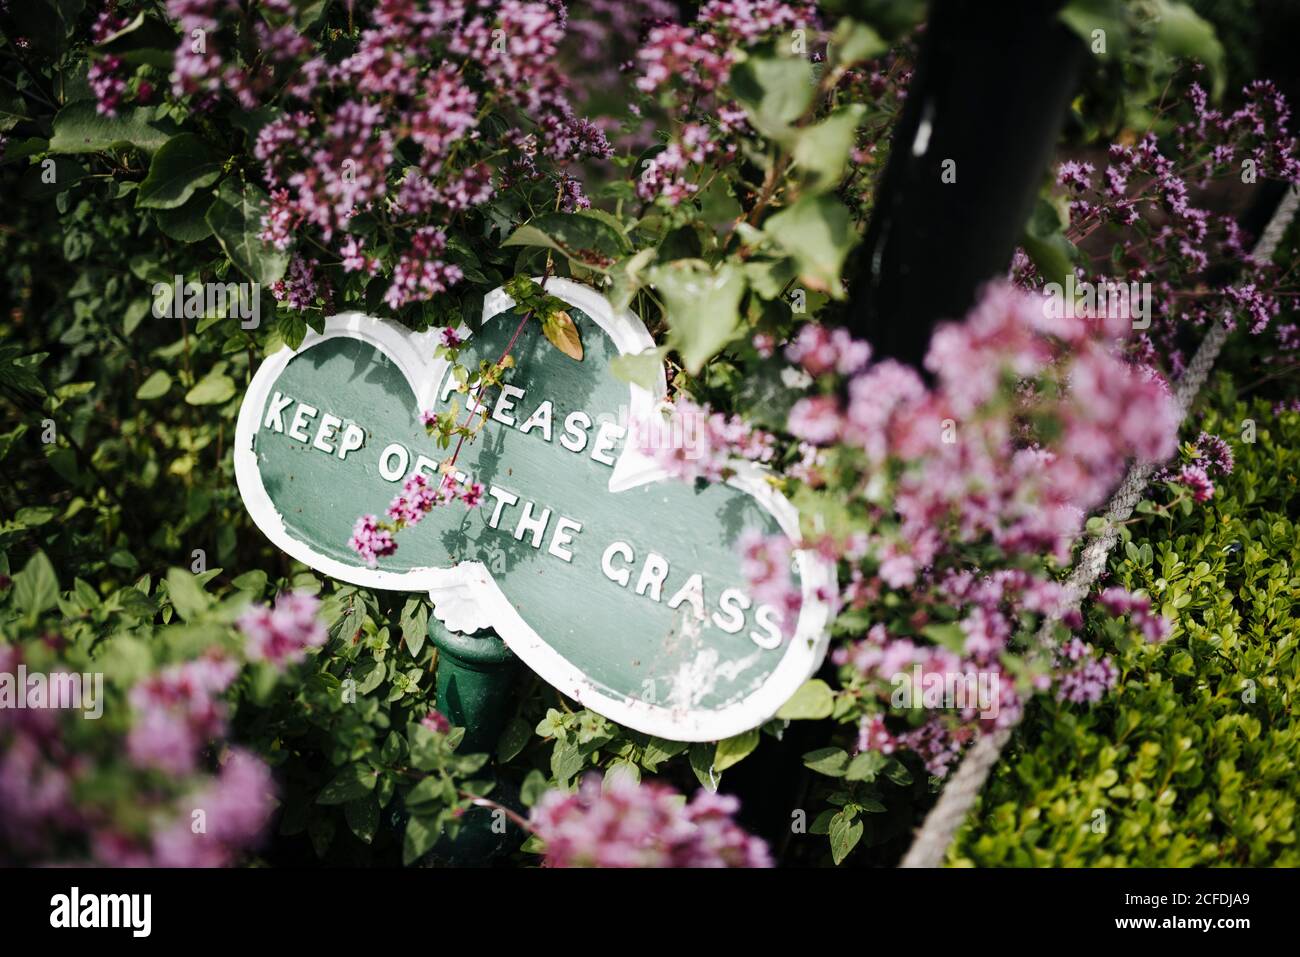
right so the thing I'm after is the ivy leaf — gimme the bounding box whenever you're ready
[49,100,177,155]
[792,105,866,192]
[541,309,583,361]
[205,179,289,287]
[776,679,835,720]
[829,809,863,865]
[138,134,223,209]
[730,53,816,142]
[764,195,856,296]
[651,260,746,373]
[609,346,667,391]
[830,19,888,66]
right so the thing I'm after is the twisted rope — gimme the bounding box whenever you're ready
[899,186,1299,868]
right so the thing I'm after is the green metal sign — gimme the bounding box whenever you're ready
[235,278,835,740]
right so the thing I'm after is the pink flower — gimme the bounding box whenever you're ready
[237,590,327,668]
[531,774,771,868]
[348,514,397,567]
[421,709,451,734]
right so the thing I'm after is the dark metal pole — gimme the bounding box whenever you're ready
[846,0,1086,368]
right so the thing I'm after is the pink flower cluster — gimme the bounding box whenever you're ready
[88,6,131,116]
[1045,79,1300,376]
[156,0,611,314]
[530,773,772,867]
[96,748,275,867]
[1054,638,1119,705]
[632,396,775,482]
[633,2,820,205]
[236,590,328,668]
[126,655,239,775]
[348,472,484,567]
[0,644,275,866]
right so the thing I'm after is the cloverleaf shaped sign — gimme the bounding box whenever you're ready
[235,278,835,740]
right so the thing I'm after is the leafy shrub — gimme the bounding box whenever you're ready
[952,383,1300,866]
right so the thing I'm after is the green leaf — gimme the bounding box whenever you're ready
[185,371,236,406]
[1058,0,1128,55]
[317,765,378,805]
[13,550,59,621]
[155,191,216,242]
[690,742,719,791]
[1022,198,1078,288]
[651,260,746,373]
[792,105,866,192]
[49,100,177,155]
[714,729,761,772]
[135,369,172,400]
[497,716,532,764]
[609,346,667,391]
[137,133,223,209]
[831,19,888,66]
[403,813,441,865]
[400,597,429,657]
[829,809,863,865]
[846,750,887,782]
[502,211,629,269]
[803,747,850,777]
[922,622,967,653]
[1152,1,1225,96]
[205,179,289,286]
[345,797,380,844]
[164,568,209,621]
[777,679,835,720]
[764,195,856,296]
[731,53,816,141]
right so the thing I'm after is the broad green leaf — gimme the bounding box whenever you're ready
[205,179,289,286]
[49,100,177,154]
[777,678,835,720]
[764,195,856,296]
[138,134,223,209]
[651,260,746,373]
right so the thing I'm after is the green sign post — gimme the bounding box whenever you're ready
[235,278,835,742]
